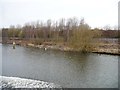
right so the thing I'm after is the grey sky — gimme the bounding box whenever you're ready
[0,0,119,28]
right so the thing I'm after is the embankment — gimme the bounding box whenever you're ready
[0,76,62,88]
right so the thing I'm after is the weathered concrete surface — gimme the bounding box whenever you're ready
[0,76,62,89]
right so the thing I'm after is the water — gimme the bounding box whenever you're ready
[1,44,118,88]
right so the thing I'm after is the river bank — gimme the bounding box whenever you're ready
[0,76,62,88]
[3,39,120,55]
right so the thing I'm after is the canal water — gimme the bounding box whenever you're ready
[1,44,118,88]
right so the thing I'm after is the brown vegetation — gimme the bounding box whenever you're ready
[1,17,119,54]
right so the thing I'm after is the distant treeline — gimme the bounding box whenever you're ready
[2,28,119,39]
[2,19,119,39]
[100,30,119,38]
[1,18,119,52]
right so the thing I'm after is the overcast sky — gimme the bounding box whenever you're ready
[0,0,119,28]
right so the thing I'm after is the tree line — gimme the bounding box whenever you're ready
[1,17,119,52]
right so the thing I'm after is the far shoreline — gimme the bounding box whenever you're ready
[1,39,120,56]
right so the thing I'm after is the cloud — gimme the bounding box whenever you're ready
[0,0,119,28]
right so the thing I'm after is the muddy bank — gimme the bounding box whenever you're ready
[27,43,120,55]
[92,42,119,55]
[4,39,120,55]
